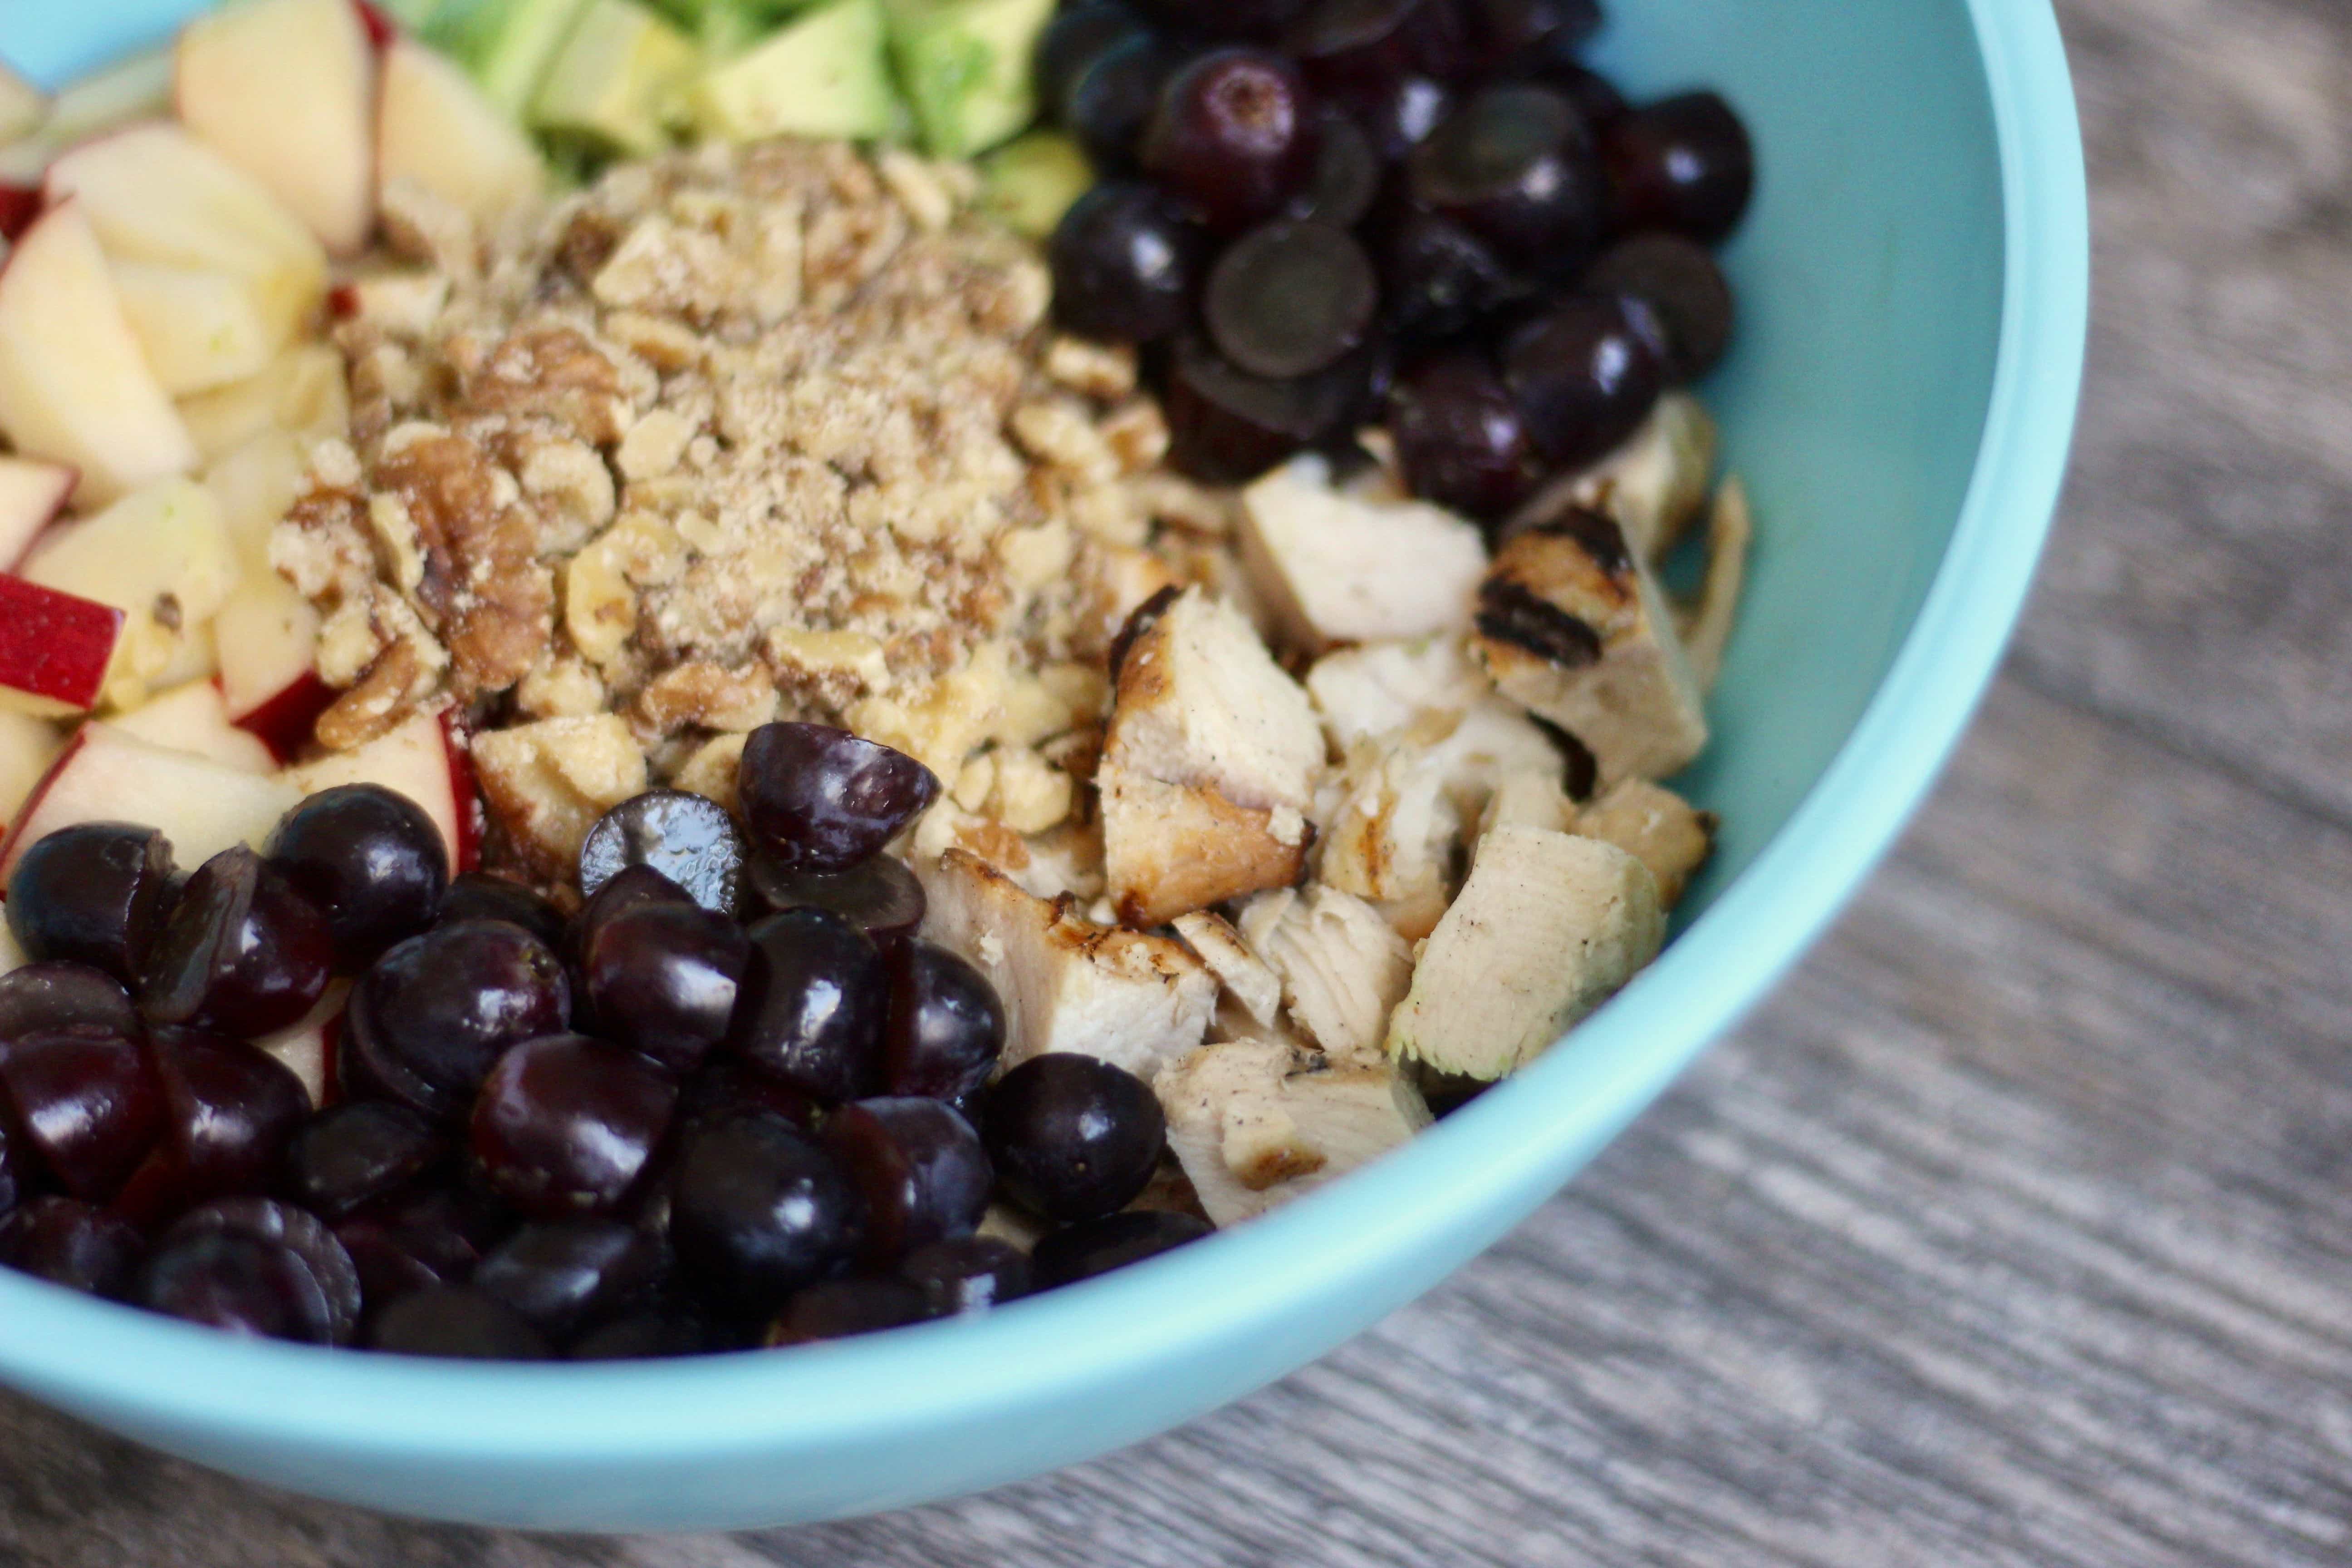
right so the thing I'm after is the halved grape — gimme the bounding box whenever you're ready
[1141,48,1320,234]
[1164,333,1386,483]
[1500,291,1666,466]
[1598,90,1754,243]
[140,846,333,1039]
[1205,220,1378,378]
[1049,181,1208,345]
[1406,83,1601,272]
[1581,232,1734,382]
[1387,349,1544,521]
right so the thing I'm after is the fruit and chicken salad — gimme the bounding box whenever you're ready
[0,0,1750,1357]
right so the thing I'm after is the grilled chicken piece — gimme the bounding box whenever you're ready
[1155,1038,1431,1226]
[1481,769,1578,835]
[1236,885,1415,1068]
[1574,777,1716,908]
[1304,636,1487,751]
[1472,510,1708,787]
[1099,588,1325,926]
[1386,824,1663,1079]
[1537,392,1717,561]
[1239,453,1489,652]
[917,848,1216,1080]
[1676,475,1751,694]
[1172,911,1284,1029]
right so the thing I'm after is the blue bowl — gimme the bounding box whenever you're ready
[0,0,2086,1531]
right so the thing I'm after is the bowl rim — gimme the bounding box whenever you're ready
[0,0,2089,1491]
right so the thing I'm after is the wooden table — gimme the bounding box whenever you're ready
[6,0,2346,1561]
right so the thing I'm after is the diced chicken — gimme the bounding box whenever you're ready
[1472,510,1708,787]
[917,848,1216,1081]
[1155,1038,1431,1226]
[1172,911,1283,1030]
[1099,587,1325,926]
[1544,392,1717,560]
[1304,636,1486,751]
[1676,475,1751,693]
[1386,824,1664,1080]
[1481,769,1577,835]
[1574,777,1715,907]
[1238,452,1489,651]
[1236,885,1414,1068]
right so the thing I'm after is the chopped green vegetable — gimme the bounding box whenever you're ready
[978,128,1091,238]
[686,0,899,142]
[426,0,593,118]
[884,0,1052,159]
[532,0,698,157]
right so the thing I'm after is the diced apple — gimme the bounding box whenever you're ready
[252,979,345,1107]
[205,426,307,578]
[177,343,350,461]
[176,0,379,255]
[0,721,300,882]
[0,920,26,976]
[0,575,127,719]
[45,124,325,352]
[108,258,275,395]
[288,709,467,867]
[216,570,326,740]
[377,37,544,225]
[0,709,64,823]
[108,679,278,774]
[0,186,39,242]
[150,617,221,696]
[19,476,236,710]
[0,202,197,506]
[44,47,173,147]
[0,60,46,147]
[0,455,74,568]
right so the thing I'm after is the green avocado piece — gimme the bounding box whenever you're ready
[978,129,1092,238]
[885,0,1054,159]
[426,0,593,118]
[687,0,899,142]
[532,0,699,157]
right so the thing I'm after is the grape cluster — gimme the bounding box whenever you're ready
[1039,0,1752,518]
[0,724,1204,1359]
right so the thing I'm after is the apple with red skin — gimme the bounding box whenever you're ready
[0,577,126,717]
[0,187,39,243]
[0,456,75,568]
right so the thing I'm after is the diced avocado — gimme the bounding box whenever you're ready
[427,0,593,118]
[885,0,1054,160]
[979,129,1092,238]
[533,0,698,157]
[687,0,899,143]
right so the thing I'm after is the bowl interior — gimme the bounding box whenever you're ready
[0,0,2076,1533]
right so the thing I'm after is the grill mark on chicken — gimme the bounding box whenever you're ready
[1475,580,1603,670]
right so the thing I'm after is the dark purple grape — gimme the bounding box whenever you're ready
[728,909,887,1103]
[1205,220,1378,378]
[4,823,174,982]
[668,1111,864,1317]
[340,920,570,1121]
[578,790,745,916]
[1465,0,1601,70]
[334,1183,513,1306]
[1354,72,1453,159]
[1287,109,1380,228]
[1580,231,1734,382]
[676,1058,822,1138]
[1539,60,1625,130]
[116,1029,310,1224]
[1598,90,1754,243]
[471,1219,666,1339]
[369,1285,553,1358]
[280,1101,447,1220]
[267,784,449,972]
[152,1197,363,1345]
[1164,333,1382,482]
[1037,2,1146,113]
[743,854,926,946]
[139,847,332,1038]
[470,1034,677,1220]
[1387,349,1544,519]
[738,724,941,876]
[763,1278,930,1346]
[882,941,1005,1113]
[0,961,142,1043]
[438,873,568,954]
[0,1196,142,1297]
[572,862,691,960]
[0,1108,19,1218]
[1500,290,1666,466]
[582,902,747,1074]
[1032,1209,1211,1289]
[983,1054,1165,1223]
[900,1235,1031,1316]
[1133,0,1307,38]
[0,1029,162,1202]
[1406,83,1601,272]
[1047,181,1207,345]
[822,1098,991,1267]
[570,1297,727,1358]
[1288,0,1471,108]
[1370,198,1520,347]
[1141,49,1319,235]
[1063,31,1193,171]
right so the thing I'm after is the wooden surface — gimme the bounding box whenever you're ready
[5,0,2348,1562]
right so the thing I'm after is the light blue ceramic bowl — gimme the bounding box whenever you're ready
[0,0,2086,1532]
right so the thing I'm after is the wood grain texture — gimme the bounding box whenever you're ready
[6,0,2351,1562]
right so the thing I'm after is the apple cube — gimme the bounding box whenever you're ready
[0,203,198,507]
[0,60,46,147]
[176,0,378,255]
[205,426,307,578]
[0,708,64,823]
[44,48,173,147]
[0,721,300,882]
[378,38,544,225]
[216,569,325,730]
[289,709,468,868]
[44,124,324,353]
[108,258,275,396]
[149,617,221,696]
[108,679,278,774]
[252,980,345,1107]
[178,344,351,461]
[19,476,237,710]
[0,186,39,243]
[0,455,74,568]
[0,576,127,718]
